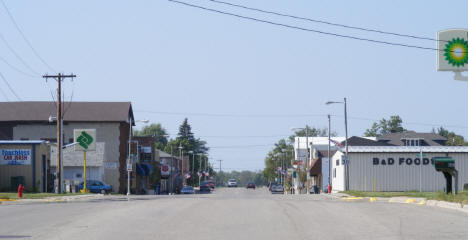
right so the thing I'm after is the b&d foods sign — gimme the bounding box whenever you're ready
[1,149,31,165]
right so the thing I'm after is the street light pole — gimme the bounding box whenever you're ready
[127,119,149,196]
[179,144,183,186]
[326,98,349,190]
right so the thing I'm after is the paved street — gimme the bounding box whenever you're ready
[1,188,467,240]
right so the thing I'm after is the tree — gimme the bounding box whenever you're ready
[164,118,211,186]
[288,125,336,143]
[134,123,168,150]
[364,115,406,137]
[263,139,294,183]
[434,127,468,146]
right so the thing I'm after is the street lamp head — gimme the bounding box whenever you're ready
[140,119,149,123]
[326,101,343,105]
[188,150,194,154]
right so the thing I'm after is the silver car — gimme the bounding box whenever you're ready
[271,184,284,194]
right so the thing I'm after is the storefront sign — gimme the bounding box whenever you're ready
[372,157,433,166]
[1,149,31,165]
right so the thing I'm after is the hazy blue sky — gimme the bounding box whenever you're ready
[1,0,467,171]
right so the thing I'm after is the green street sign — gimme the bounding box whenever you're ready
[77,131,93,149]
[74,129,96,151]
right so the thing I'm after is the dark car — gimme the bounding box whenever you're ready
[199,181,211,193]
[78,180,112,194]
[246,182,256,189]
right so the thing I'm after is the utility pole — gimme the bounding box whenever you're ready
[305,126,309,194]
[43,73,76,194]
[328,114,331,191]
[218,159,223,172]
[344,97,349,191]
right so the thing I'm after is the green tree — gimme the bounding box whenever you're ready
[434,127,468,146]
[364,115,406,137]
[288,125,336,143]
[263,139,294,183]
[134,123,168,150]
[164,118,211,186]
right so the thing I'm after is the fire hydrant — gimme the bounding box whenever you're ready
[328,184,332,194]
[17,184,24,198]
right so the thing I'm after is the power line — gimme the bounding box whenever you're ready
[0,55,37,77]
[1,0,55,72]
[168,0,442,52]
[0,33,39,75]
[0,71,21,101]
[205,0,445,43]
[0,84,9,101]
[136,110,325,118]
[165,133,291,138]
[209,144,274,149]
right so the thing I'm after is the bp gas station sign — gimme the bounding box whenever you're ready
[438,29,468,79]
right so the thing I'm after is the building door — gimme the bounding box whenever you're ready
[10,176,25,191]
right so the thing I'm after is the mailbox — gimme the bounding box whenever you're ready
[434,157,455,171]
[433,157,458,194]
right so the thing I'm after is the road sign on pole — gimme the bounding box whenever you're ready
[74,129,96,151]
[74,129,96,193]
[437,29,468,81]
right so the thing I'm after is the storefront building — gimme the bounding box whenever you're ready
[0,140,50,192]
[331,146,468,192]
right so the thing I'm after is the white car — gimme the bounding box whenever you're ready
[227,179,237,187]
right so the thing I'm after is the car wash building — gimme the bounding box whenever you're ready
[331,146,468,192]
[0,140,50,192]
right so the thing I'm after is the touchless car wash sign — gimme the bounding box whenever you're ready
[438,29,468,71]
[1,149,31,165]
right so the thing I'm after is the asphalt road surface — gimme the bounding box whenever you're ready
[1,188,467,240]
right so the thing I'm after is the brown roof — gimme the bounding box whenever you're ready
[377,131,446,146]
[0,101,133,122]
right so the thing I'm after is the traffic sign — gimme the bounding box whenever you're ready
[127,163,133,172]
[74,129,96,151]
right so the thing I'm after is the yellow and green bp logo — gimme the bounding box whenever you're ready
[443,36,468,67]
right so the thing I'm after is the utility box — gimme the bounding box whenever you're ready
[434,157,455,171]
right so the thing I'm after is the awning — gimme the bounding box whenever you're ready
[136,163,154,176]
[136,163,146,176]
[309,158,322,176]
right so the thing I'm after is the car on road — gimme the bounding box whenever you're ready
[227,179,238,187]
[78,180,112,194]
[207,179,215,189]
[181,186,195,194]
[246,181,255,189]
[271,184,284,194]
[199,182,211,193]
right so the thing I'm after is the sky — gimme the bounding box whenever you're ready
[0,0,467,172]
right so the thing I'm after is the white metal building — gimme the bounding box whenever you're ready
[331,146,468,192]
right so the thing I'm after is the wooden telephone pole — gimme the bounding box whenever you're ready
[43,73,76,193]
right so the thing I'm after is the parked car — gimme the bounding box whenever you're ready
[199,181,211,193]
[181,186,195,194]
[207,179,215,189]
[227,179,237,187]
[78,180,112,194]
[246,181,256,189]
[268,182,277,192]
[271,184,284,194]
